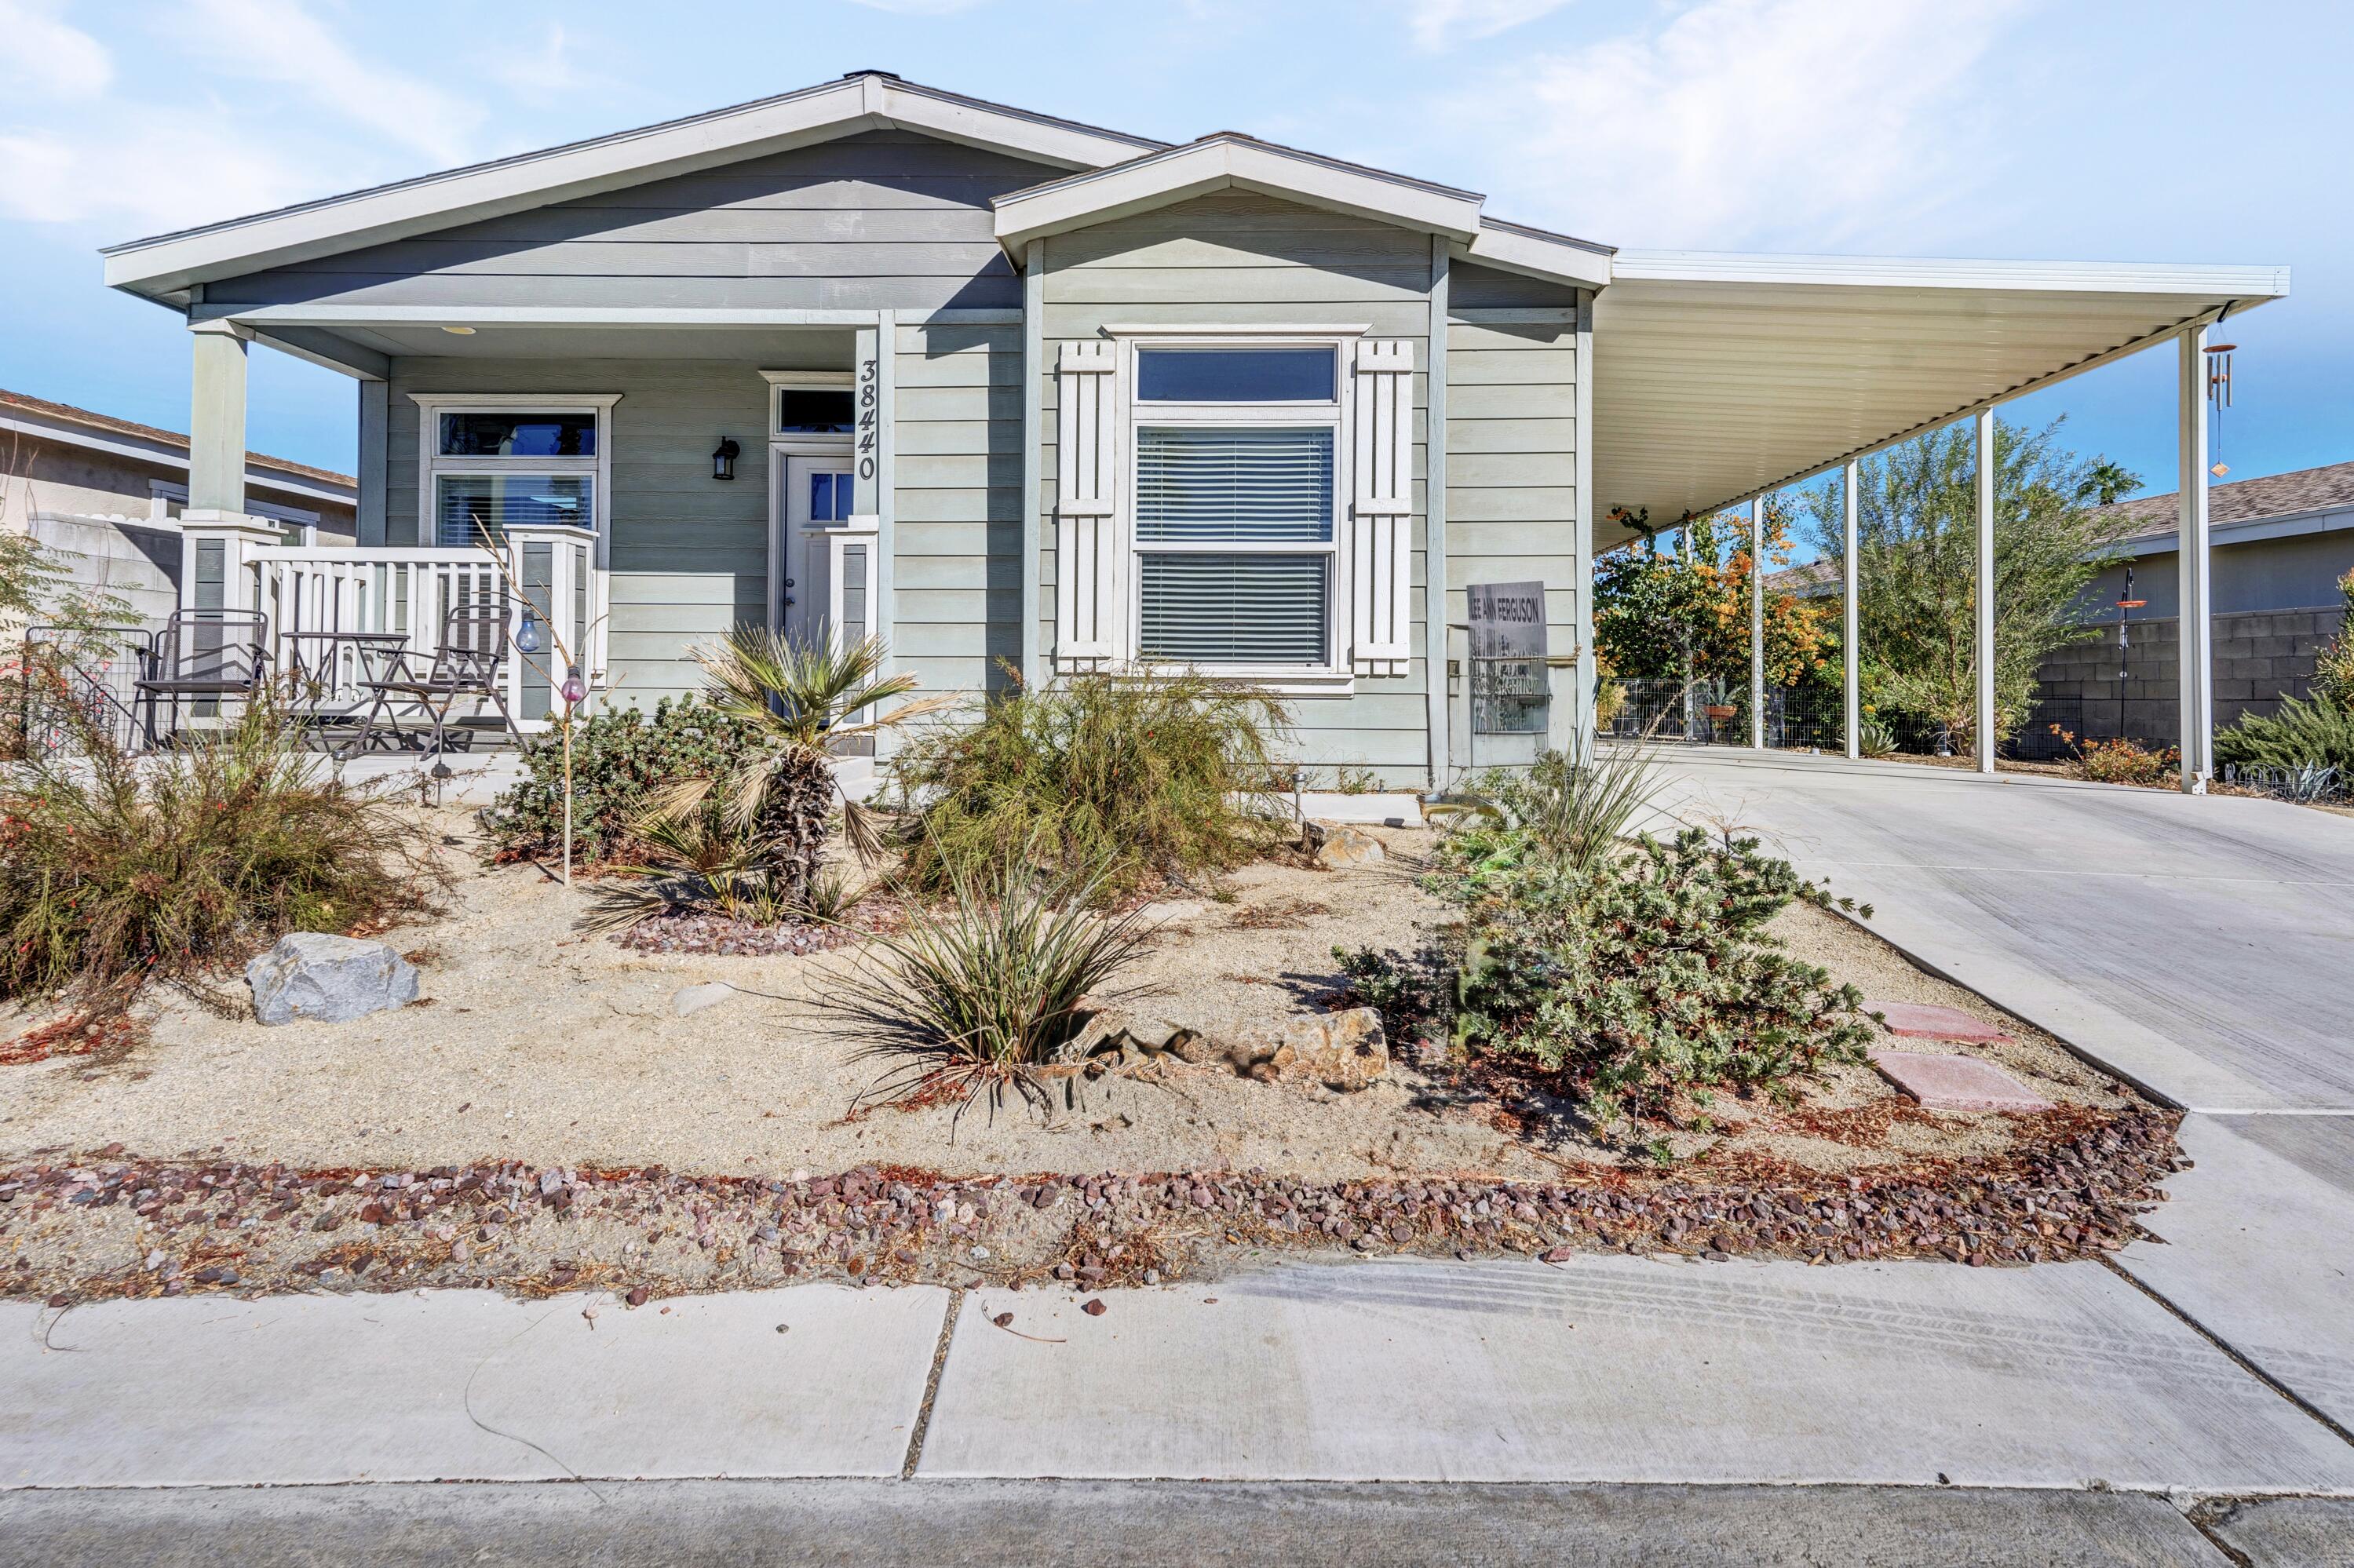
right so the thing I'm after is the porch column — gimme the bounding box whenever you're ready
[1974,408,1997,775]
[1750,496,1766,750]
[188,320,251,515]
[2177,324,2215,793]
[1841,458,1861,759]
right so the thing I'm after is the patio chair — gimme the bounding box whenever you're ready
[337,603,520,758]
[279,630,412,747]
[133,609,270,749]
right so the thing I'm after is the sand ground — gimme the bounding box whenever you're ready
[0,811,2137,1182]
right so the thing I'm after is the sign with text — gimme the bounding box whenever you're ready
[1466,581,1549,735]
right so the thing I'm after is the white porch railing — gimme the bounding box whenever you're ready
[176,511,608,732]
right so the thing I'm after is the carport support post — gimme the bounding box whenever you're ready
[1974,408,1997,775]
[2177,324,2214,793]
[1841,459,1860,760]
[1750,497,1766,750]
[188,319,251,515]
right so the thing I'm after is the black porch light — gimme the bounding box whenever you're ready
[711,437,742,482]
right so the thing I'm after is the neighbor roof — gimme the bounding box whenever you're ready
[2093,459,2354,540]
[0,388,355,492]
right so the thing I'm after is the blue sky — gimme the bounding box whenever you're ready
[3,0,2348,509]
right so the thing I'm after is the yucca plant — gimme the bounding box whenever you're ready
[1432,741,1663,885]
[824,848,1150,1127]
[582,812,797,932]
[649,629,950,906]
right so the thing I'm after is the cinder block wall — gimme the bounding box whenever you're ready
[2035,605,2342,743]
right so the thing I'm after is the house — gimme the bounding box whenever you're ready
[96,71,2287,783]
[2049,461,2354,740]
[1,388,356,627]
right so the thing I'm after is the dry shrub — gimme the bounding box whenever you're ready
[889,671,1290,903]
[0,684,437,1010]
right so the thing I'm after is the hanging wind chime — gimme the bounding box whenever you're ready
[2206,340,2235,478]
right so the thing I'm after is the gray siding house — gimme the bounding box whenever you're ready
[97,72,2286,784]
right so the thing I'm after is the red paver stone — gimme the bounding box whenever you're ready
[1870,1000,2013,1042]
[1870,1050,2054,1112]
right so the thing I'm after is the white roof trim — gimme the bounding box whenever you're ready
[1454,219,1612,290]
[1613,251,2291,297]
[995,136,1487,253]
[0,406,356,506]
[104,75,1163,301]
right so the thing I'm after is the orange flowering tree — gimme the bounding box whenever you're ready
[1594,500,1833,691]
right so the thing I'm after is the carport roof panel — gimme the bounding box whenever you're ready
[1591,252,2290,547]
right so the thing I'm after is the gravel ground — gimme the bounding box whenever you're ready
[0,809,2138,1187]
[0,1106,2182,1307]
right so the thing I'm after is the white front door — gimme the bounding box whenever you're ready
[778,452,856,647]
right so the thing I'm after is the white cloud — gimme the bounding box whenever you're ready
[0,111,324,230]
[175,0,486,166]
[1404,0,1574,51]
[1443,0,2035,250]
[487,23,593,106]
[2,0,113,100]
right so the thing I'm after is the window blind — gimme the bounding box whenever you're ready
[1139,552,1329,666]
[436,474,593,548]
[1136,427,1334,543]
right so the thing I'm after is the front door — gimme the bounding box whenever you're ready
[779,453,856,647]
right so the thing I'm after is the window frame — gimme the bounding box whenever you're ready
[408,393,619,564]
[1115,330,1362,691]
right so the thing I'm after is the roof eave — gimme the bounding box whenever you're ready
[103,75,1165,302]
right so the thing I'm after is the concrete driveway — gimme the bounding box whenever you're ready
[1652,748,2354,1436]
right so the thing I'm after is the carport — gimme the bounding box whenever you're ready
[1589,253,2291,792]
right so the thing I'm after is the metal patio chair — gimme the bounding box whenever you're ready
[133,609,270,749]
[338,603,520,757]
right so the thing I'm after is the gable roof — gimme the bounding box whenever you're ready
[102,73,1164,304]
[992,133,1613,289]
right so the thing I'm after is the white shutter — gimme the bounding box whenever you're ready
[1054,340,1120,665]
[1349,337,1413,675]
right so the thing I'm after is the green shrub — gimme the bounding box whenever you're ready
[1341,826,1874,1136]
[2071,735,2177,787]
[2217,695,2354,777]
[825,848,1150,1125]
[1433,744,1662,887]
[480,697,764,865]
[888,672,1289,901]
[0,688,436,1008]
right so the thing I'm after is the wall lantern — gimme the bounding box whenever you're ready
[711,437,742,482]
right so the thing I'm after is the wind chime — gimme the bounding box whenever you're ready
[2206,339,2235,478]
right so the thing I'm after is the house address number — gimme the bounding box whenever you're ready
[856,356,878,482]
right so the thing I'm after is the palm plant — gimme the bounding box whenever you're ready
[649,629,950,905]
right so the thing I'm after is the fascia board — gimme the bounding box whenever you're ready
[1613,251,2292,299]
[995,140,1485,253]
[1455,222,1613,290]
[104,78,1161,300]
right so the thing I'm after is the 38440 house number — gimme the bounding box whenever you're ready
[856,356,878,482]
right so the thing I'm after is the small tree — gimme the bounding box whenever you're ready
[1801,417,2137,747]
[1594,501,1830,688]
[2312,567,2354,709]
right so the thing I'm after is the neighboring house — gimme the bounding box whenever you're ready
[94,71,2286,778]
[0,388,356,628]
[2050,462,2354,740]
[1765,465,2353,744]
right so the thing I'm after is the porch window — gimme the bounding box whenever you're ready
[411,396,616,550]
[1130,348,1340,671]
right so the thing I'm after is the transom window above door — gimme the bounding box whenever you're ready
[411,394,616,551]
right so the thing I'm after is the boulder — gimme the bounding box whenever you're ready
[245,933,420,1026]
[1086,1005,1388,1091]
[671,983,735,1019]
[1308,821,1385,868]
[1268,1007,1389,1091]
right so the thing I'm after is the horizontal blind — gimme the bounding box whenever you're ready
[436,473,593,548]
[1139,552,1328,666]
[1136,428,1333,544]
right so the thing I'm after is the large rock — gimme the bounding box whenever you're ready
[1307,821,1385,868]
[245,933,420,1026]
[1084,1005,1389,1091]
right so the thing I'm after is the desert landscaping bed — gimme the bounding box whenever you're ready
[0,808,2181,1304]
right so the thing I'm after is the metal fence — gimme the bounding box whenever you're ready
[13,627,151,760]
[1602,677,2096,762]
